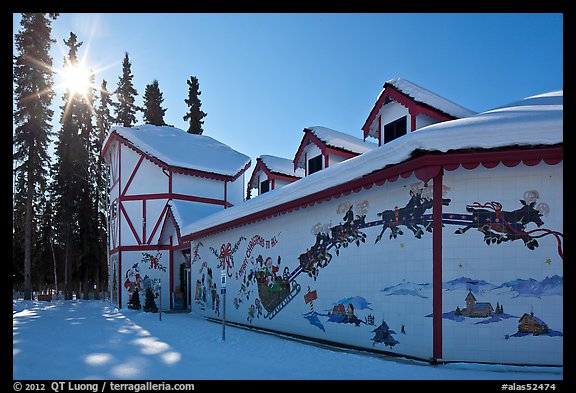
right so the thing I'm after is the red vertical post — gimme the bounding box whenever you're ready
[169,236,174,310]
[432,169,443,361]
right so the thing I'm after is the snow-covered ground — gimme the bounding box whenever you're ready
[13,299,563,381]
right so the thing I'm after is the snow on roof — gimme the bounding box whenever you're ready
[385,78,477,119]
[104,124,251,178]
[169,200,224,229]
[259,155,304,178]
[181,90,562,238]
[306,126,378,154]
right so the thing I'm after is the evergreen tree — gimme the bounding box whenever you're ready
[13,13,58,299]
[128,289,141,310]
[183,76,207,135]
[94,79,115,293]
[143,79,167,126]
[52,32,96,300]
[114,52,140,127]
[144,288,158,312]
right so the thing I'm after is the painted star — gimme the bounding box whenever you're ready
[545,258,552,265]
[399,242,405,248]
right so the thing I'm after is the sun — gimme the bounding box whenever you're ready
[59,62,93,96]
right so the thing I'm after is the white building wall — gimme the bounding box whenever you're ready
[328,154,347,168]
[172,172,225,201]
[415,113,439,130]
[186,161,563,366]
[226,172,245,206]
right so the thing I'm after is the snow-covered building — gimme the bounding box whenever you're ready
[103,81,563,367]
[248,155,304,196]
[101,125,250,310]
[293,126,377,175]
[362,78,476,146]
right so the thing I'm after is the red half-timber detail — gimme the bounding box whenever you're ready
[119,203,142,245]
[121,155,144,196]
[119,193,231,207]
[147,202,170,245]
[182,146,562,242]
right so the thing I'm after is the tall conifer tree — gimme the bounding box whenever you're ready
[52,32,95,299]
[143,79,167,126]
[13,13,58,299]
[183,76,207,135]
[114,52,140,127]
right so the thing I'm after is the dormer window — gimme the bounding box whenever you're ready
[308,154,323,175]
[260,179,270,194]
[384,116,407,144]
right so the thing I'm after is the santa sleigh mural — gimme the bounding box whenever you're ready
[258,188,563,319]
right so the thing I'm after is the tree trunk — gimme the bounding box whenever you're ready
[23,168,34,300]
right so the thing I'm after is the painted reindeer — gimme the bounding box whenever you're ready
[298,232,333,280]
[375,189,451,243]
[454,200,546,250]
[330,205,367,254]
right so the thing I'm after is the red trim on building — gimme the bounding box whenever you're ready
[121,155,144,196]
[102,132,251,182]
[293,130,362,171]
[362,84,456,140]
[147,202,170,244]
[119,202,142,245]
[169,235,174,310]
[142,199,147,243]
[182,146,562,242]
[432,170,443,361]
[119,192,231,207]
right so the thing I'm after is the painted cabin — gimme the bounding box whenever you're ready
[101,124,250,310]
[248,155,304,196]
[518,313,549,336]
[293,126,377,176]
[362,78,476,146]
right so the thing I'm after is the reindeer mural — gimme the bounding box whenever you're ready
[374,183,451,243]
[454,191,562,257]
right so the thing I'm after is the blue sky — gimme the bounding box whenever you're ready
[13,13,563,165]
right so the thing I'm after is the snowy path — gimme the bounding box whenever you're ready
[13,300,563,380]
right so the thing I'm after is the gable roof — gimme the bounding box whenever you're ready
[181,90,562,241]
[102,124,251,180]
[386,78,477,119]
[362,78,477,139]
[248,155,304,189]
[294,126,378,169]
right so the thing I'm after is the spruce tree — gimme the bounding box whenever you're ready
[183,76,207,135]
[144,288,158,312]
[52,32,96,300]
[94,80,114,293]
[114,52,140,127]
[143,79,167,126]
[13,13,58,299]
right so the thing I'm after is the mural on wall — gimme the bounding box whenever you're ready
[210,237,246,277]
[453,191,563,258]
[192,181,562,356]
[123,252,167,305]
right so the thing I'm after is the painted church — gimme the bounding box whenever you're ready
[102,78,563,367]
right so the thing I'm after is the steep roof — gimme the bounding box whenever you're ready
[294,126,378,169]
[305,126,378,155]
[385,78,477,119]
[102,124,251,179]
[182,90,562,239]
[260,155,304,178]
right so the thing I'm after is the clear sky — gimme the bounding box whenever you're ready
[13,13,563,167]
